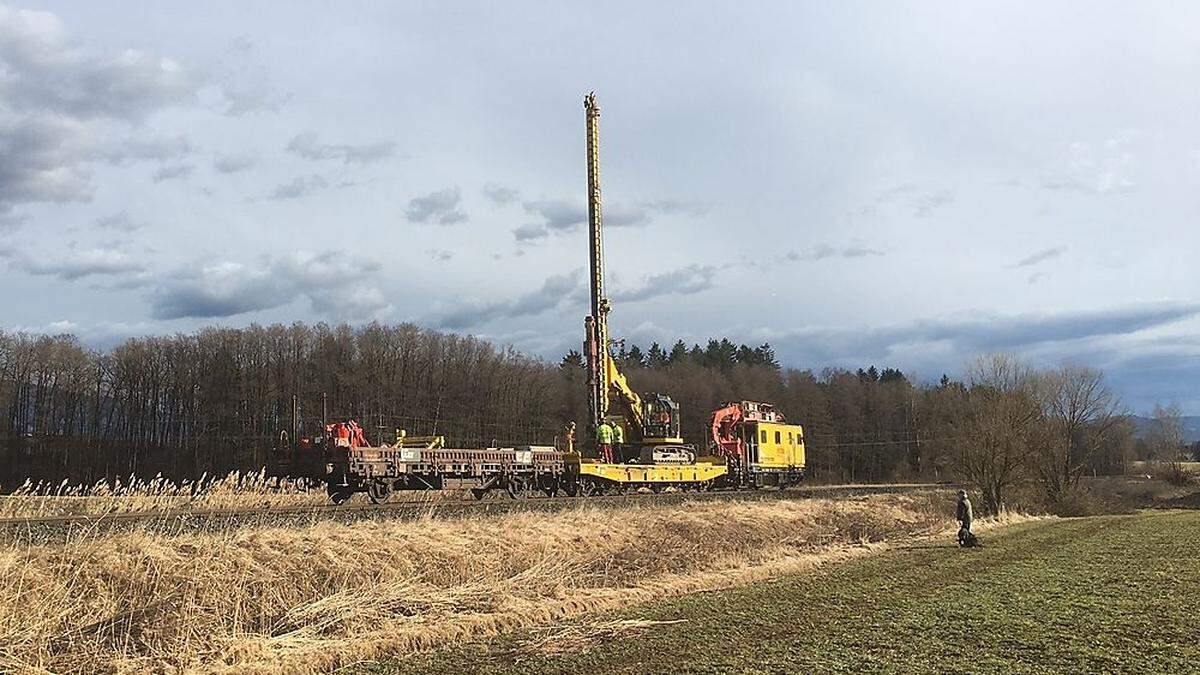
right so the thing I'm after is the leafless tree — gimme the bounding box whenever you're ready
[1035,364,1122,503]
[927,354,1042,514]
[1146,402,1190,484]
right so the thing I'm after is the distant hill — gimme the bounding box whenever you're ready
[1130,416,1200,444]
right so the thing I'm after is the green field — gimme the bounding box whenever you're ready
[374,511,1200,674]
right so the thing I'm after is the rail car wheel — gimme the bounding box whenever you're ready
[327,487,353,505]
[563,481,579,497]
[470,488,490,501]
[506,478,531,499]
[367,479,392,504]
[541,478,560,498]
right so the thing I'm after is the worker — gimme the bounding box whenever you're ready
[956,489,975,547]
[596,420,614,463]
[612,422,624,455]
[563,422,576,453]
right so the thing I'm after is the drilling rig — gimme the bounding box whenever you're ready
[578,92,805,488]
[582,92,693,465]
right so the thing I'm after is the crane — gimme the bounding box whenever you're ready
[582,92,689,463]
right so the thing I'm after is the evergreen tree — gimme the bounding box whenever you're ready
[625,344,646,367]
[560,350,584,371]
[668,340,689,364]
[647,342,667,368]
[753,343,779,370]
[735,344,757,365]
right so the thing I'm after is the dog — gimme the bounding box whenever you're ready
[958,527,981,548]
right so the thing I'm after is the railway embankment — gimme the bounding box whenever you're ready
[1,488,964,673]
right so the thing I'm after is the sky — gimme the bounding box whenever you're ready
[0,1,1198,413]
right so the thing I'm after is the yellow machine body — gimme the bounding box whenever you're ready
[749,421,806,470]
[578,459,728,484]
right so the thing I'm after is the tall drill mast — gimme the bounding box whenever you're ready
[584,92,610,432]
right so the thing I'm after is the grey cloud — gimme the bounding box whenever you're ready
[427,248,454,261]
[97,135,192,164]
[406,187,467,225]
[875,183,918,203]
[914,190,955,217]
[516,196,706,241]
[483,183,520,205]
[605,203,650,227]
[1009,246,1066,268]
[872,184,955,218]
[1,242,145,280]
[0,7,198,121]
[1041,136,1138,195]
[0,117,94,207]
[151,163,193,182]
[0,7,201,211]
[151,251,388,320]
[286,132,396,165]
[95,212,145,232]
[639,198,710,216]
[269,174,329,200]
[611,264,717,302]
[213,153,257,174]
[222,81,289,116]
[522,199,586,231]
[437,270,583,330]
[782,243,885,261]
[513,224,549,241]
[768,302,1200,368]
[0,213,25,233]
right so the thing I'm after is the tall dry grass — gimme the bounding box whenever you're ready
[0,491,961,673]
[0,471,344,520]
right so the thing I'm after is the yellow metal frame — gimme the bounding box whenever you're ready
[579,460,727,484]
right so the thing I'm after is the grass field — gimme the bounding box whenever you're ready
[379,511,1200,674]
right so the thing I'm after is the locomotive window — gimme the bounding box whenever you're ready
[775,431,781,444]
[760,429,767,443]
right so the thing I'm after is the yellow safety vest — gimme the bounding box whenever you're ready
[596,423,613,444]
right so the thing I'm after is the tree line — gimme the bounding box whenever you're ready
[1,324,1194,501]
[0,324,560,488]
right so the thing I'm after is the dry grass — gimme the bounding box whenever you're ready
[0,491,964,673]
[0,472,456,520]
[0,471,328,520]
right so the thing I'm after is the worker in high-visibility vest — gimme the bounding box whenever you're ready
[612,422,624,445]
[596,420,614,464]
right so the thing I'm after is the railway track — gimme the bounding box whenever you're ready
[0,482,955,545]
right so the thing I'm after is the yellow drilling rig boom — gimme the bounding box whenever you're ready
[582,92,686,458]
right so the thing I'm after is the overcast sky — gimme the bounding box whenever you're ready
[1,2,1198,413]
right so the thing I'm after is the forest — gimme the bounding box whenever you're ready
[0,322,1193,506]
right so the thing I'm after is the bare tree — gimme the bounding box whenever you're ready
[1146,402,1189,484]
[1035,364,1122,503]
[929,354,1042,514]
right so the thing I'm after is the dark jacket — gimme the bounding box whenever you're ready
[956,497,973,524]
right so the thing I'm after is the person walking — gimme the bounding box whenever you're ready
[956,489,976,547]
[596,420,614,464]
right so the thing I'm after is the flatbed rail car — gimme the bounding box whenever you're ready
[328,444,568,503]
[325,440,732,503]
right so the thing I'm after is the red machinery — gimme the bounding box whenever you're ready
[326,420,369,448]
[709,401,786,463]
